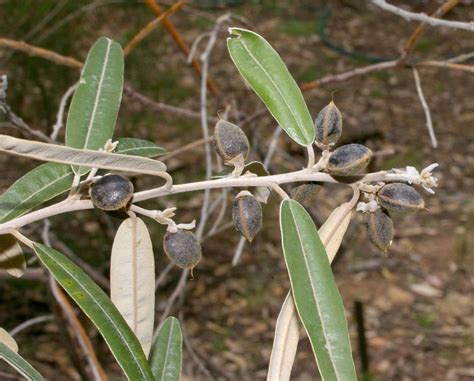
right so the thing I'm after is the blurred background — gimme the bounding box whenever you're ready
[0,0,473,380]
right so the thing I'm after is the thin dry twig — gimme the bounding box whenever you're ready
[372,0,474,32]
[143,0,220,96]
[8,315,54,337]
[412,67,437,148]
[123,0,187,57]
[401,0,460,60]
[51,82,78,141]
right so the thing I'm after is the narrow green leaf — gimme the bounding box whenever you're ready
[227,28,315,146]
[0,163,73,223]
[33,243,154,381]
[0,342,44,381]
[279,200,356,381]
[66,37,124,174]
[150,317,182,381]
[115,138,167,158]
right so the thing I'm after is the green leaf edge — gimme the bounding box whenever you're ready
[0,342,45,381]
[227,28,315,146]
[33,243,154,381]
[149,316,183,381]
[279,199,357,381]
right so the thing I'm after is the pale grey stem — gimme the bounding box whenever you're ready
[447,51,474,63]
[195,13,232,238]
[0,170,425,236]
[231,236,247,267]
[412,68,437,148]
[372,0,474,32]
[9,315,54,337]
[51,82,78,141]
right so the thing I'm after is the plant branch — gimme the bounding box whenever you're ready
[412,68,437,148]
[372,0,474,32]
[0,166,432,236]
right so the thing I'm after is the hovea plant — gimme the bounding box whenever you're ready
[0,30,438,380]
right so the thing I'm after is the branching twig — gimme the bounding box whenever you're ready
[123,0,187,57]
[412,68,437,148]
[143,0,220,96]
[8,315,54,337]
[51,82,78,141]
[372,0,474,32]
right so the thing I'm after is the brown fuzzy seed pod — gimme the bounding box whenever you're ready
[89,174,134,211]
[290,183,323,204]
[364,209,394,251]
[214,120,249,163]
[314,101,343,146]
[327,144,372,176]
[163,230,202,269]
[377,183,425,214]
[232,191,262,242]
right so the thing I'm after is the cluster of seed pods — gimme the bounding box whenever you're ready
[312,101,426,251]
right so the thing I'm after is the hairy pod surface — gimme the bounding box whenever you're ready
[232,191,262,242]
[314,101,343,146]
[163,230,202,269]
[364,208,394,251]
[290,183,322,204]
[327,143,372,176]
[377,183,425,214]
[89,174,134,211]
[214,120,249,163]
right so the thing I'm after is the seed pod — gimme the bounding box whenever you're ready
[314,101,343,146]
[364,208,394,251]
[89,174,133,211]
[214,120,249,163]
[377,183,425,214]
[290,183,322,204]
[232,191,262,242]
[327,143,372,176]
[163,230,202,269]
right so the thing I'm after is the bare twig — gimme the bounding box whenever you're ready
[446,51,474,63]
[160,136,214,162]
[195,13,231,239]
[156,268,189,330]
[51,82,78,141]
[412,68,437,148]
[123,0,187,57]
[8,315,54,337]
[143,0,220,96]
[155,262,175,291]
[372,0,474,32]
[401,0,460,61]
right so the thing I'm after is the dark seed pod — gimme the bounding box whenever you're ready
[327,143,372,176]
[214,120,249,163]
[314,101,343,146]
[89,174,134,211]
[377,183,425,214]
[364,209,394,251]
[163,230,202,269]
[290,183,322,204]
[232,191,262,242]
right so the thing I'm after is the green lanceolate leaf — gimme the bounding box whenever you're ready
[279,200,357,381]
[0,163,73,223]
[33,243,154,381]
[0,342,44,381]
[227,28,315,146]
[150,317,182,381]
[115,138,167,158]
[66,37,124,175]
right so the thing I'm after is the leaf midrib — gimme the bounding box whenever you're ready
[0,170,71,223]
[236,36,312,144]
[287,203,341,380]
[35,245,150,380]
[83,39,113,149]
